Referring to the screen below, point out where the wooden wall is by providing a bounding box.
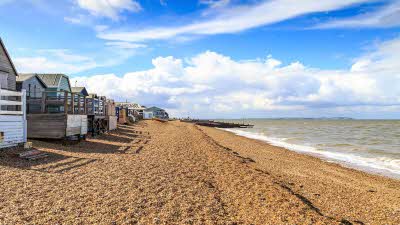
[66,115,87,136]
[0,41,16,90]
[0,115,25,148]
[27,114,88,139]
[59,76,71,92]
[27,114,66,139]
[108,116,117,130]
[17,76,46,98]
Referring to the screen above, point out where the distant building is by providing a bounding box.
[143,106,169,120]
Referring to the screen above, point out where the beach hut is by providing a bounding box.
[0,38,27,148]
[71,87,89,114]
[25,74,87,140]
[143,106,169,120]
[86,93,107,135]
[105,99,117,131]
[16,74,47,113]
[116,102,145,120]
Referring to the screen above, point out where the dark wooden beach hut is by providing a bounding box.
[71,86,89,114]
[25,74,87,139]
[85,93,107,135]
[16,74,47,113]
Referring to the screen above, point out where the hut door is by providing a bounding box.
[0,71,8,89]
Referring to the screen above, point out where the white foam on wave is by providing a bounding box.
[224,129,400,179]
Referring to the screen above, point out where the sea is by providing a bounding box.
[216,119,400,179]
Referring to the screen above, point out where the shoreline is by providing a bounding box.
[0,120,399,224]
[198,123,400,224]
[219,127,400,180]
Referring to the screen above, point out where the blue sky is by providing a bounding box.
[1,0,400,118]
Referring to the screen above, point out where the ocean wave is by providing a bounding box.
[223,129,400,178]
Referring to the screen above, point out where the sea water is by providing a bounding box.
[217,119,400,179]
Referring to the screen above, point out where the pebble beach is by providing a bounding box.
[0,120,399,224]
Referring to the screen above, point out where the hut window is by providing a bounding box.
[28,84,31,97]
[34,85,37,98]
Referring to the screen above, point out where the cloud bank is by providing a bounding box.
[72,37,400,118]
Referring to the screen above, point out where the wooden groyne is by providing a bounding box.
[181,119,254,128]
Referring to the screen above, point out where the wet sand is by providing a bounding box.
[0,120,399,224]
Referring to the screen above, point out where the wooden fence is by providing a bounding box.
[26,91,86,115]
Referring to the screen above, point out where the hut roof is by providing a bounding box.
[71,87,89,96]
[17,74,47,87]
[144,106,165,112]
[115,102,145,110]
[87,93,98,98]
[35,74,69,88]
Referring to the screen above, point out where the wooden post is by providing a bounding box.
[41,92,46,113]
[21,90,27,143]
[71,93,75,115]
[84,96,87,115]
[64,91,68,114]
[78,95,81,114]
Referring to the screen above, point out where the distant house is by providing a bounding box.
[0,38,18,90]
[143,106,169,120]
[16,74,47,113]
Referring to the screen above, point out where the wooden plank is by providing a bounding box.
[41,92,46,113]
[64,91,68,115]
[0,110,22,115]
[0,89,22,96]
[71,93,75,114]
[0,100,22,106]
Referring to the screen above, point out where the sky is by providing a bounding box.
[1,0,400,119]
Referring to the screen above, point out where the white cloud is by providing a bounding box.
[316,1,400,28]
[72,37,400,118]
[14,49,97,74]
[13,47,139,74]
[106,41,146,49]
[75,0,142,20]
[199,0,230,9]
[98,0,370,42]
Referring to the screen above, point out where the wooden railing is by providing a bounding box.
[26,91,86,115]
[0,89,27,145]
[86,96,107,116]
[0,89,26,115]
